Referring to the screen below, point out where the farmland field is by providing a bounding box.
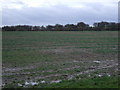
[2,31,119,88]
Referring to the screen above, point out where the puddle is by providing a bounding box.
[50,80,62,84]
[96,73,111,77]
[17,80,61,87]
[3,59,117,87]
[97,74,103,77]
[24,81,38,86]
[107,74,111,77]
[93,61,101,63]
[40,80,46,84]
[18,83,23,87]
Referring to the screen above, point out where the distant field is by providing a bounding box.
[2,31,119,88]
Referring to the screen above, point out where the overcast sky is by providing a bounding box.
[1,0,119,26]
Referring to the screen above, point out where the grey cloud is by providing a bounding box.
[2,3,117,26]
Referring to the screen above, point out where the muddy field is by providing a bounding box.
[2,31,118,88]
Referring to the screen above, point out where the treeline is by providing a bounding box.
[2,21,120,31]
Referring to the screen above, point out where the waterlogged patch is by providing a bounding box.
[2,58,118,87]
[40,80,46,84]
[95,73,111,77]
[17,80,62,87]
[50,80,62,84]
[18,83,23,87]
[93,61,101,63]
[97,74,103,77]
[24,81,39,86]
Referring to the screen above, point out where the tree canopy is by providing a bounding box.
[2,21,120,31]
